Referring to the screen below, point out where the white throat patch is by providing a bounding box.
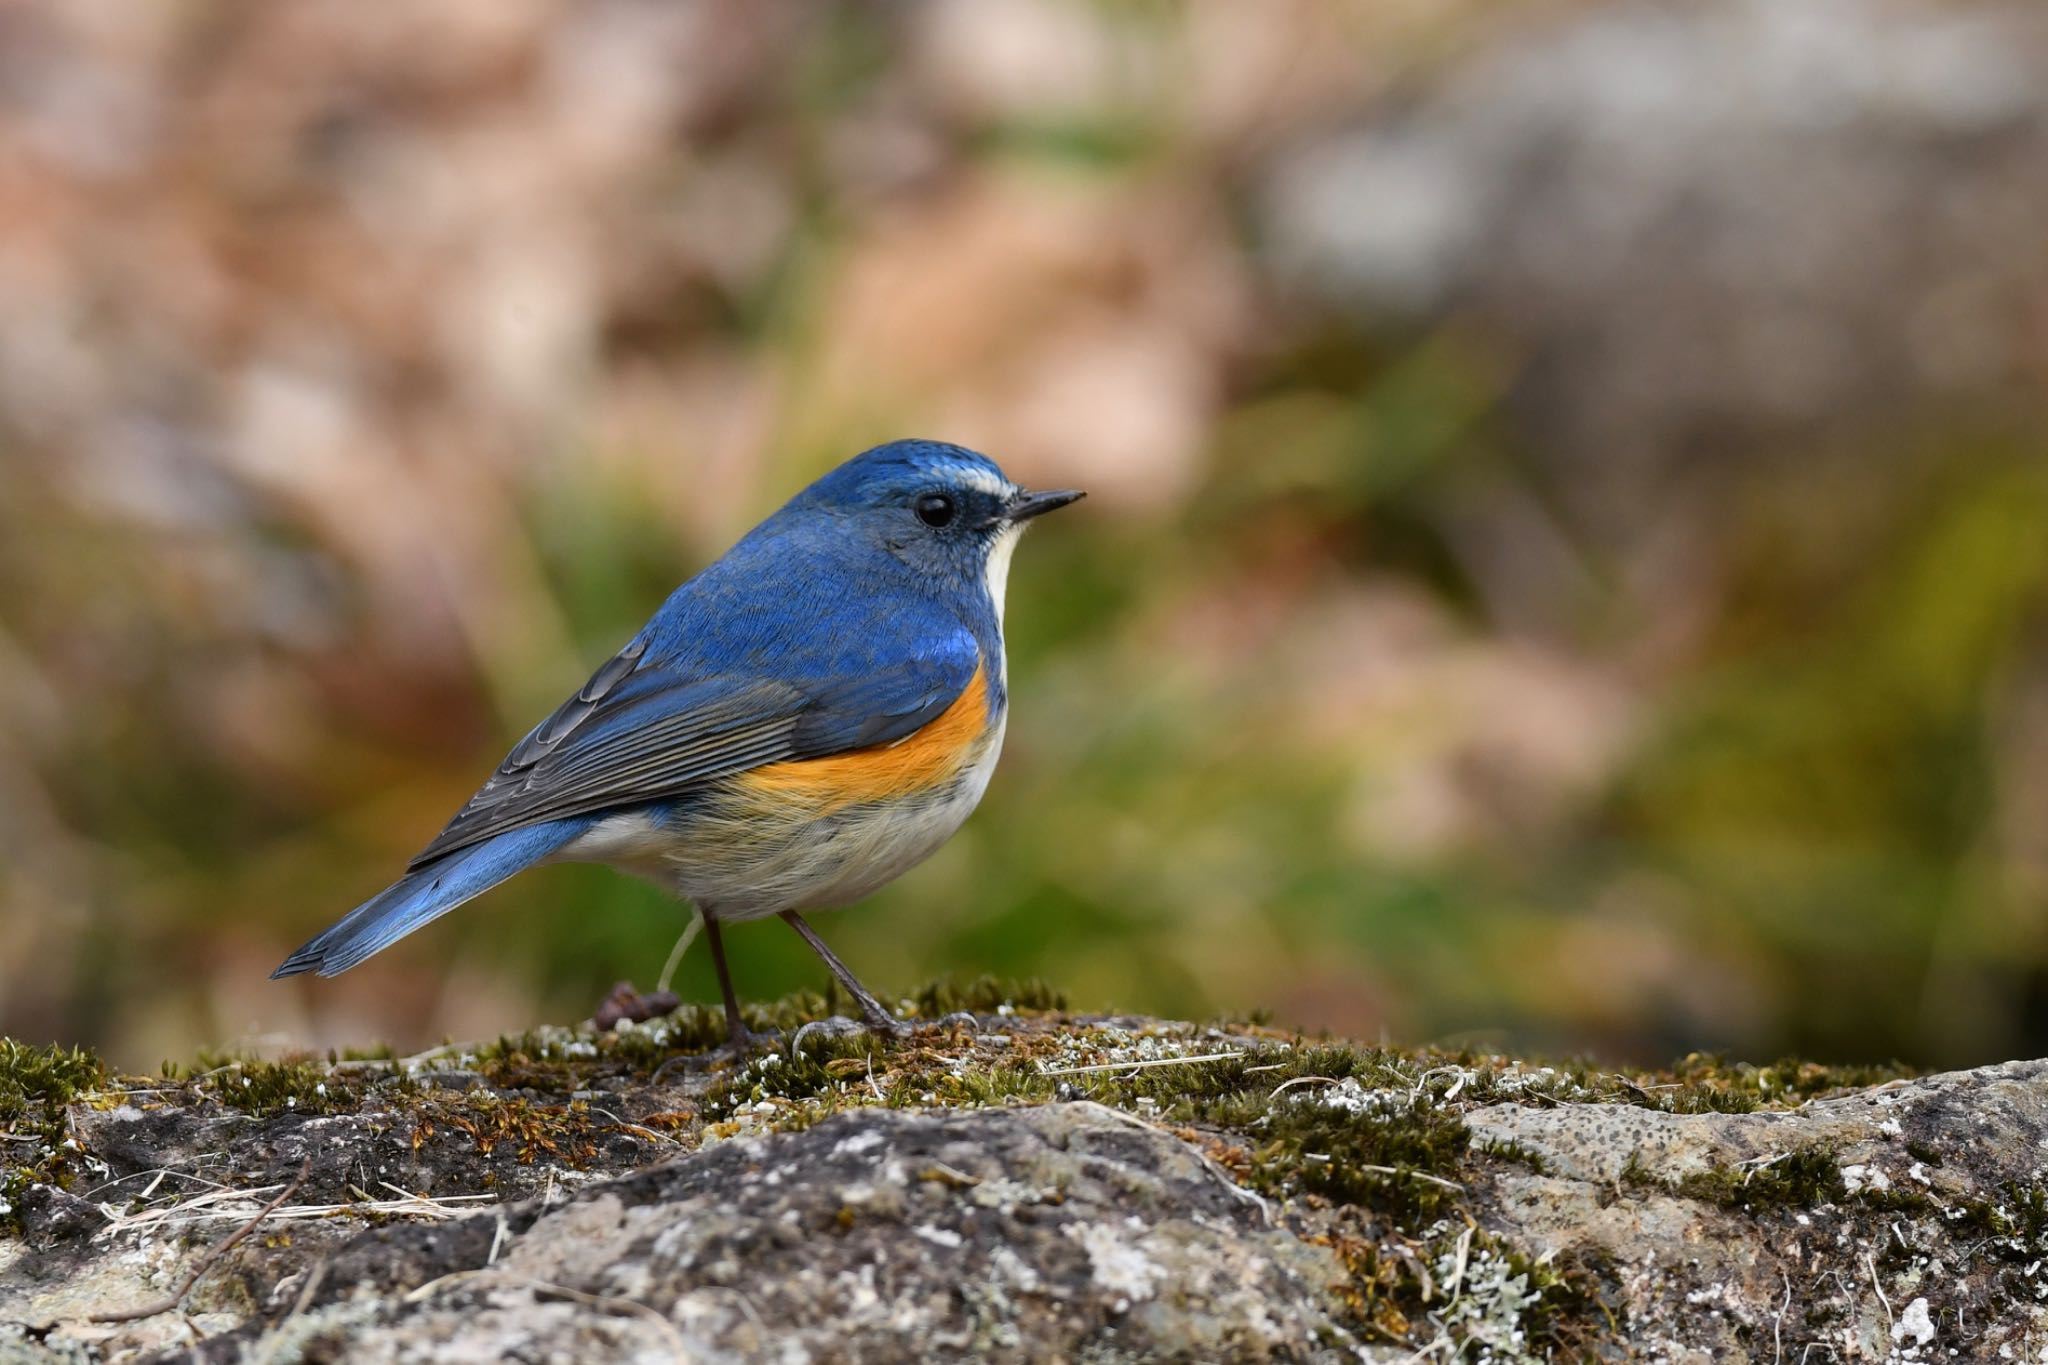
[983,520,1024,629]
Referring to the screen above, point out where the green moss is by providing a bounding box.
[1624,1146,1847,1211]
[1435,1051,1914,1117]
[910,976,1065,1017]
[705,1026,1904,1233]
[1664,1054,1914,1113]
[1477,1139,1551,1175]
[469,994,844,1091]
[702,1032,891,1121]
[0,1039,111,1232]
[1945,1183,2048,1261]
[1903,1137,1944,1166]
[1133,1047,1468,1226]
[196,1056,363,1118]
[0,1039,105,1123]
[701,1029,1481,1232]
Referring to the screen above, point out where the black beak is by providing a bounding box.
[1007,487,1085,522]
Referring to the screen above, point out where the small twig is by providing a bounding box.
[656,910,704,996]
[1355,1164,1465,1192]
[87,1156,313,1324]
[1408,1065,1467,1103]
[376,1181,482,1216]
[581,1105,683,1148]
[1038,1050,1243,1077]
[1443,1223,1474,1305]
[1864,1250,1892,1332]
[917,1161,982,1188]
[1268,1075,1344,1099]
[1773,1270,1791,1365]
[1398,1326,1455,1362]
[84,1166,234,1201]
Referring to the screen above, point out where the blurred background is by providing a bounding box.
[5,0,2048,1073]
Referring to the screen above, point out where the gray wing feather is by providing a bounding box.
[409,637,808,867]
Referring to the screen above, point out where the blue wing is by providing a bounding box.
[409,588,980,867]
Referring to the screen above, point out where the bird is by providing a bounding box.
[272,440,1082,1045]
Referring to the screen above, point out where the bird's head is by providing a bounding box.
[792,440,1083,614]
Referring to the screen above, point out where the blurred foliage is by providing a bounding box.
[2,0,2046,1072]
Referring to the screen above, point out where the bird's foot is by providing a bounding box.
[789,1013,913,1052]
[932,1011,981,1034]
[592,980,682,1032]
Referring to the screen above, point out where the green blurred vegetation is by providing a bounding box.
[2,0,2045,1071]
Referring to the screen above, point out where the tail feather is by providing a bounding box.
[271,819,585,979]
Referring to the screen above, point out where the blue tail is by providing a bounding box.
[271,819,587,978]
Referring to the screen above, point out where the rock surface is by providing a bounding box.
[3,995,2047,1361]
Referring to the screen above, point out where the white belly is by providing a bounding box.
[560,715,1006,920]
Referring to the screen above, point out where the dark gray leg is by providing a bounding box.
[779,911,910,1036]
[702,913,774,1048]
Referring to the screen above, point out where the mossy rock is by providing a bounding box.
[6,984,2045,1362]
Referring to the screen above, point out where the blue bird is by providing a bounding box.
[272,440,1082,1044]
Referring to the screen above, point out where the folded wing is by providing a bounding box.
[410,627,980,868]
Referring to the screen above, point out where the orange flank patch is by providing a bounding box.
[739,664,990,814]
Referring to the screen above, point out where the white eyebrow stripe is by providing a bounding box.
[933,463,1013,499]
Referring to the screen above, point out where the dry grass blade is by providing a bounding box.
[86,1156,313,1325]
[1037,1050,1244,1077]
[1352,1163,1465,1193]
[100,1184,494,1236]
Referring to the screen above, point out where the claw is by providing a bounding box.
[790,1017,866,1051]
[790,1014,911,1053]
[934,1011,981,1034]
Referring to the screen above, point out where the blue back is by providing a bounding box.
[409,441,1015,864]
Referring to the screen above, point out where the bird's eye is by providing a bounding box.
[914,492,957,528]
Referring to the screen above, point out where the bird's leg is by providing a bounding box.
[779,910,910,1037]
[702,913,775,1050]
